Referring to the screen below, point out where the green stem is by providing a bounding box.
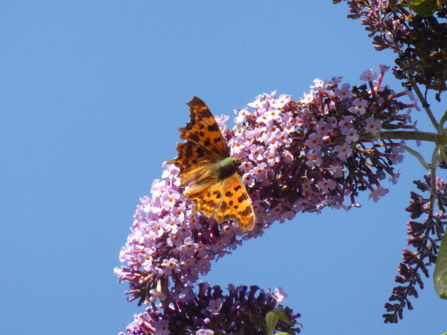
[400,60,439,129]
[412,84,439,129]
[360,130,437,142]
[429,149,437,212]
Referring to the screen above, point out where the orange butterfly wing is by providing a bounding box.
[179,97,229,159]
[168,97,256,232]
[213,173,256,232]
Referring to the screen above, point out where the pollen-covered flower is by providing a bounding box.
[149,288,167,303]
[342,127,359,143]
[360,69,378,81]
[351,98,368,115]
[365,116,381,135]
[334,143,352,161]
[206,298,223,315]
[334,83,353,99]
[161,258,181,275]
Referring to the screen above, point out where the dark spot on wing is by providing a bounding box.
[225,191,232,198]
[229,200,233,206]
[185,144,193,158]
[207,123,219,132]
[221,202,228,210]
[238,193,248,203]
[204,139,211,147]
[214,137,222,143]
[234,185,242,192]
[240,207,252,216]
[190,134,199,142]
[212,190,222,199]
[196,147,204,158]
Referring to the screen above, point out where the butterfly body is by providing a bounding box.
[216,157,242,180]
[168,97,255,232]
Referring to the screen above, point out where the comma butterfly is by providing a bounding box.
[167,97,256,232]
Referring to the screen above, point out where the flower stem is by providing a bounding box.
[360,130,437,142]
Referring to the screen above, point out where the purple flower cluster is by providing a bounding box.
[334,0,447,100]
[116,65,417,333]
[383,174,447,323]
[119,283,301,335]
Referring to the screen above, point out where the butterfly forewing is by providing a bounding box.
[179,97,229,159]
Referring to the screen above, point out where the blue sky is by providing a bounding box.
[0,1,445,334]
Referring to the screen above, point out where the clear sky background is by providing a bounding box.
[0,1,445,334]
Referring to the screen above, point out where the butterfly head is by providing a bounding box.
[231,157,243,168]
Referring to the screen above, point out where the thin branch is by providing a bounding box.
[412,84,439,129]
[360,130,437,142]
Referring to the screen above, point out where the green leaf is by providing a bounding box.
[404,145,430,169]
[266,311,279,335]
[409,0,437,17]
[434,232,447,300]
[408,0,427,5]
[272,306,293,325]
[266,306,293,335]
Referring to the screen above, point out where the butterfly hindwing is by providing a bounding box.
[179,97,229,159]
[184,177,223,219]
[214,173,255,232]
